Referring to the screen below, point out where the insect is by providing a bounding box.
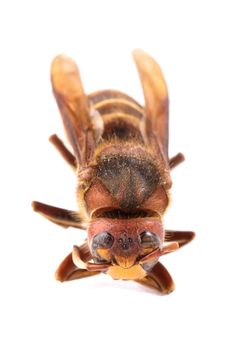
[32,49,195,294]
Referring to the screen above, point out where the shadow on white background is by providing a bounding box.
[0,1,232,349]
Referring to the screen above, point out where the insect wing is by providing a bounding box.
[133,49,169,160]
[51,55,95,167]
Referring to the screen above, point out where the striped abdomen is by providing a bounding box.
[88,90,144,141]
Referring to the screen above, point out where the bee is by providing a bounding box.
[32,49,195,294]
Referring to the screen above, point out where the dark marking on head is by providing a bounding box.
[139,231,161,248]
[92,231,114,250]
[118,234,134,251]
[94,208,156,219]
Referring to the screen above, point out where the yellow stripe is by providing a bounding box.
[102,112,141,124]
[92,98,144,114]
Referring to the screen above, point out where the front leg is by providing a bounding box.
[55,253,99,282]
[72,245,111,272]
[139,242,179,265]
[56,242,99,282]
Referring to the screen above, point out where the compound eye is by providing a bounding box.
[139,231,161,249]
[92,232,114,249]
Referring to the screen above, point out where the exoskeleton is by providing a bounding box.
[32,49,195,294]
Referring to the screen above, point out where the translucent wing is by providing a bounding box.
[133,49,169,160]
[51,55,95,167]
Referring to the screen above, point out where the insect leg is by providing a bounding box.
[49,134,77,169]
[55,253,99,282]
[139,242,179,265]
[72,245,111,272]
[32,201,86,229]
[136,262,175,294]
[165,230,195,248]
[86,262,111,272]
[55,242,99,282]
[169,153,185,170]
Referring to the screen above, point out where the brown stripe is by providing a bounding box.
[88,89,143,108]
[101,112,141,127]
[102,116,143,141]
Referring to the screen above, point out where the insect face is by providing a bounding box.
[88,217,163,268]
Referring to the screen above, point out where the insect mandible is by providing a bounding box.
[32,49,195,294]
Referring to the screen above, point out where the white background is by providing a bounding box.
[1,1,233,349]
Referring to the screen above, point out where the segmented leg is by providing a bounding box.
[32,201,86,230]
[56,242,99,282]
[169,153,185,170]
[139,242,179,265]
[136,262,175,295]
[165,230,195,248]
[55,253,99,282]
[72,245,111,272]
[49,134,77,169]
[86,262,111,272]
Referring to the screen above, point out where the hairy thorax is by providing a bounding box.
[78,142,170,219]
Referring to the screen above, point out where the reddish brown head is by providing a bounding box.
[88,217,165,269]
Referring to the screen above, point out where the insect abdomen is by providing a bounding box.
[89,90,144,141]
